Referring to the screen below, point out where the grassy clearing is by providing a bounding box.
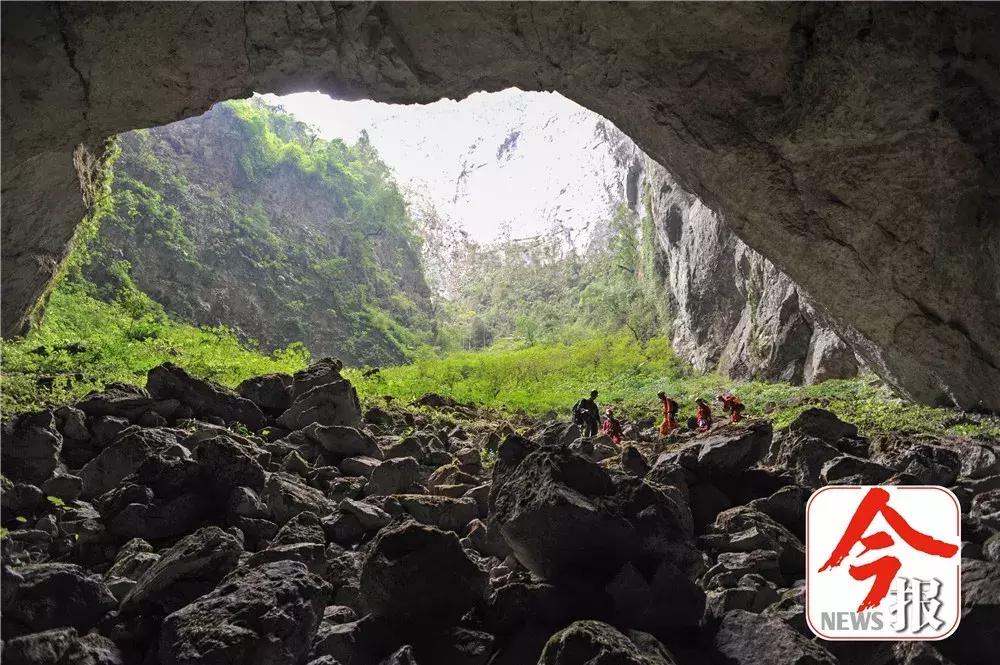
[348,333,1000,439]
[1,281,309,414]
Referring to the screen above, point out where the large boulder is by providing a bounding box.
[147,363,266,430]
[359,521,485,634]
[78,426,184,498]
[261,473,336,524]
[159,560,330,665]
[236,373,292,415]
[870,435,963,486]
[2,563,115,635]
[76,383,180,422]
[122,526,243,615]
[304,424,382,461]
[538,620,675,665]
[278,380,362,431]
[490,443,637,583]
[787,409,858,441]
[1,628,124,665]
[365,457,421,496]
[194,436,266,494]
[1,411,62,484]
[714,610,836,665]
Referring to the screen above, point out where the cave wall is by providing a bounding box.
[3,2,998,409]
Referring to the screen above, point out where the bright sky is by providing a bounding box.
[258,89,629,243]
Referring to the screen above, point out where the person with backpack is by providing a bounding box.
[602,406,624,446]
[572,389,601,437]
[695,398,713,431]
[718,392,746,424]
[657,391,679,435]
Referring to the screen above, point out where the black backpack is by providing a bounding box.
[666,398,679,413]
[572,399,588,424]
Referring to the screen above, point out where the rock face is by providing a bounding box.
[3,3,999,409]
[612,137,860,384]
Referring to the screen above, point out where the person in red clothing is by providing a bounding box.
[695,398,713,431]
[657,391,678,436]
[602,407,624,446]
[718,392,746,424]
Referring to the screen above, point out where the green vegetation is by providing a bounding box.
[1,276,308,414]
[349,332,1000,439]
[85,98,433,365]
[425,205,665,351]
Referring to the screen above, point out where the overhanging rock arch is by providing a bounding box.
[3,2,999,410]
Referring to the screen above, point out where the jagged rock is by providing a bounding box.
[106,491,210,540]
[382,436,424,460]
[360,521,485,633]
[414,627,494,665]
[645,460,689,497]
[971,490,1000,530]
[306,424,382,460]
[870,435,962,486]
[289,358,346,399]
[606,561,705,634]
[76,383,181,422]
[236,373,292,415]
[88,416,131,448]
[226,486,268,520]
[364,405,394,427]
[308,615,392,665]
[621,446,650,477]
[248,511,327,573]
[78,426,184,498]
[366,457,421,496]
[278,370,362,431]
[122,526,242,615]
[706,506,804,577]
[194,436,266,494]
[927,559,998,665]
[392,494,477,533]
[1,411,62,484]
[339,498,391,532]
[747,485,809,539]
[159,560,330,665]
[762,583,807,635]
[491,443,637,583]
[323,513,365,548]
[281,450,312,476]
[693,422,772,478]
[2,563,116,634]
[820,454,895,485]
[148,363,266,430]
[262,473,336,524]
[40,473,82,501]
[703,550,783,590]
[984,533,1000,563]
[788,409,858,441]
[688,481,732,532]
[427,462,479,489]
[715,610,836,665]
[340,456,381,478]
[2,628,124,665]
[106,538,159,580]
[54,405,90,441]
[765,432,841,488]
[962,442,1000,480]
[539,620,675,665]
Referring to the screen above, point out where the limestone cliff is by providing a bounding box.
[84,99,434,366]
[604,124,859,384]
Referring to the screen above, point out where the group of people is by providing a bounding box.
[572,389,745,446]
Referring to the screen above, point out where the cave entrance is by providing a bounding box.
[2,2,998,409]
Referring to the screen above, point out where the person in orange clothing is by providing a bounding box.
[695,398,713,431]
[657,391,678,435]
[602,406,624,446]
[718,392,746,424]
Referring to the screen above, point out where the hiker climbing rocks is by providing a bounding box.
[719,392,745,423]
[572,389,600,437]
[657,391,678,435]
[695,398,713,431]
[602,406,624,446]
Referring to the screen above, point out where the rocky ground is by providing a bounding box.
[2,357,999,665]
